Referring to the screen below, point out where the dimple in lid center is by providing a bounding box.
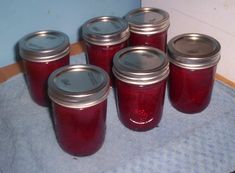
[54,70,103,93]
[131,11,164,24]
[89,20,124,35]
[119,50,164,71]
[26,34,65,50]
[174,37,216,57]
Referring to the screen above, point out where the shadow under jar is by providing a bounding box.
[82,16,130,86]
[19,30,70,106]
[113,46,169,131]
[167,33,221,114]
[48,64,110,156]
[124,7,170,52]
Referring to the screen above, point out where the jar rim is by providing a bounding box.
[48,64,110,108]
[167,33,221,69]
[82,16,130,46]
[113,46,169,85]
[19,30,70,62]
[124,7,170,34]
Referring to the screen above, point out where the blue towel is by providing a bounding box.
[0,53,235,173]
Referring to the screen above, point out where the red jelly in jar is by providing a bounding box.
[113,46,169,131]
[167,33,221,114]
[19,30,70,106]
[48,64,110,156]
[124,7,170,52]
[82,16,130,85]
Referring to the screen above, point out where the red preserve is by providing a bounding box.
[167,33,221,114]
[82,16,130,85]
[19,30,70,106]
[113,46,169,131]
[124,7,170,52]
[48,64,110,156]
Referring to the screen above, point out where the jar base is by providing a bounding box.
[170,101,210,114]
[57,135,105,157]
[120,119,159,132]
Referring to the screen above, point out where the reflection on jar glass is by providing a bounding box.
[113,46,169,131]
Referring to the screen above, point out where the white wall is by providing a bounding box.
[142,0,235,82]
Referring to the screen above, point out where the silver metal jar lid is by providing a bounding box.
[167,33,221,69]
[82,16,130,46]
[124,7,170,34]
[48,64,110,108]
[19,30,70,62]
[113,46,169,85]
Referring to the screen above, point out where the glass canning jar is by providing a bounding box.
[167,33,221,114]
[48,64,110,156]
[82,16,130,85]
[113,46,169,131]
[124,7,170,52]
[19,30,70,106]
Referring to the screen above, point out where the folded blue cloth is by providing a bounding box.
[0,53,235,173]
